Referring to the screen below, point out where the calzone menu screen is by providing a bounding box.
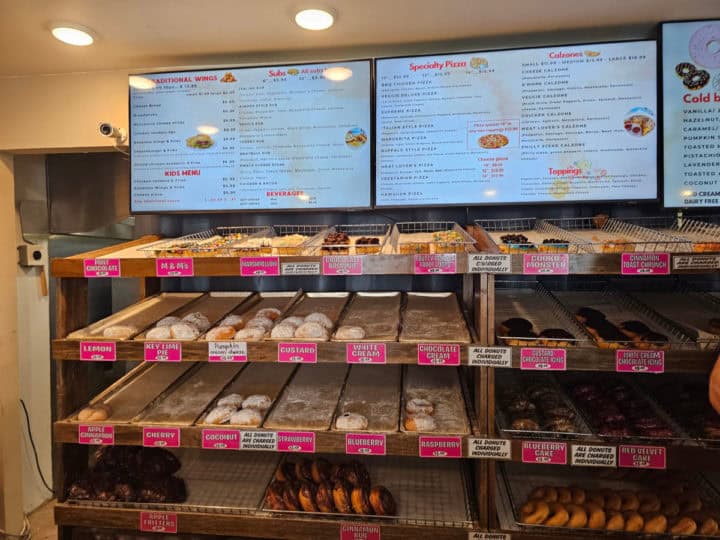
[375,41,657,206]
[130,61,371,212]
[662,20,720,208]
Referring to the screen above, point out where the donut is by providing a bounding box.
[205,326,236,341]
[689,23,720,69]
[557,487,573,504]
[638,493,661,514]
[586,491,605,507]
[280,316,306,328]
[242,394,272,411]
[660,495,680,517]
[619,490,640,511]
[275,462,296,483]
[219,314,245,329]
[565,504,588,528]
[298,481,318,513]
[102,324,138,339]
[680,492,703,513]
[294,322,329,340]
[233,327,265,341]
[685,70,711,90]
[520,500,550,524]
[511,418,540,430]
[145,326,172,340]
[369,486,397,516]
[217,393,244,408]
[270,324,296,339]
[334,326,366,340]
[245,317,274,332]
[351,486,373,515]
[282,483,301,511]
[499,318,534,335]
[204,405,234,425]
[543,502,570,527]
[604,492,622,512]
[229,408,263,426]
[406,398,434,415]
[344,461,371,489]
[584,502,605,529]
[643,513,667,533]
[256,308,282,321]
[315,482,335,513]
[265,480,286,510]
[403,413,436,432]
[332,480,352,514]
[700,517,719,535]
[675,62,697,78]
[605,510,625,531]
[156,316,181,328]
[78,404,112,421]
[335,412,368,431]
[311,458,332,484]
[304,312,334,330]
[530,486,559,503]
[570,487,586,505]
[170,322,200,340]
[182,312,211,332]
[670,516,697,535]
[295,459,314,482]
[619,320,651,339]
[624,511,644,532]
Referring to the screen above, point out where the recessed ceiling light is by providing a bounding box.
[295,8,334,31]
[50,23,95,46]
[323,66,352,81]
[128,76,157,90]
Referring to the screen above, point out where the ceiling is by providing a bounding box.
[1,0,719,77]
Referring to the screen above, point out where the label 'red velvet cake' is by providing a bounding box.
[618,445,666,469]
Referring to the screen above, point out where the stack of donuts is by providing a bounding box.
[575,308,669,350]
[498,380,577,433]
[265,458,396,516]
[497,318,575,347]
[520,484,720,535]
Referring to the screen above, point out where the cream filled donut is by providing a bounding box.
[145,326,172,340]
[170,322,200,340]
[217,393,244,408]
[156,316,181,328]
[304,312,334,330]
[233,327,266,341]
[205,406,235,425]
[242,394,272,411]
[295,321,329,340]
[256,308,282,321]
[229,408,263,426]
[182,312,211,332]
[335,412,369,431]
[270,324,296,339]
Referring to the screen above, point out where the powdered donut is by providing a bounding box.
[295,321,329,340]
[102,325,138,339]
[335,326,366,340]
[335,412,369,431]
[205,406,235,424]
[304,312,334,330]
[280,316,305,328]
[233,327,266,341]
[256,308,282,321]
[182,312,211,332]
[156,316,181,328]
[220,314,245,329]
[217,393,244,408]
[270,324,296,339]
[245,317,274,332]
[229,408,263,426]
[170,322,200,340]
[242,394,272,411]
[406,398,434,415]
[145,326,172,340]
[205,326,236,341]
[689,23,720,69]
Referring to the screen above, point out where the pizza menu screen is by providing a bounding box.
[130,61,371,212]
[375,41,657,206]
[662,20,720,208]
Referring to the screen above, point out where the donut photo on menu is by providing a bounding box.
[186,134,215,149]
[689,22,720,70]
[478,133,509,149]
[220,71,236,83]
[623,107,655,137]
[345,127,368,148]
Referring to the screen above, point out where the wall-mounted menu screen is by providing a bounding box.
[662,20,720,208]
[375,41,657,206]
[130,60,371,212]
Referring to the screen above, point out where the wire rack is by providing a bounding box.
[388,221,477,254]
[261,455,475,528]
[610,216,720,249]
[475,218,592,254]
[138,226,271,257]
[306,223,392,255]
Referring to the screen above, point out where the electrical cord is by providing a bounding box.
[19,399,54,495]
[0,515,31,539]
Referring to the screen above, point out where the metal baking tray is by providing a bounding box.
[399,292,471,343]
[307,223,392,256]
[261,454,475,528]
[387,221,477,254]
[331,292,401,342]
[475,218,592,254]
[66,293,203,340]
[137,226,270,257]
[494,371,593,440]
[270,292,351,341]
[494,281,592,347]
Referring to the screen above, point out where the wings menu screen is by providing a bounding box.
[375,41,657,206]
[662,20,720,208]
[130,61,372,212]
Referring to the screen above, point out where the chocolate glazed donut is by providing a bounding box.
[298,481,319,513]
[332,480,353,514]
[351,486,374,515]
[369,485,397,515]
[315,482,336,513]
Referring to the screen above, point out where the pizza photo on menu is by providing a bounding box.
[345,127,368,148]
[186,134,215,149]
[478,133,509,149]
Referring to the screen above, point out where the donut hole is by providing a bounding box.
[708,40,720,55]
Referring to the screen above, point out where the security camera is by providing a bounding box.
[99,122,127,144]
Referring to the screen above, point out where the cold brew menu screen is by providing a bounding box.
[130,61,371,212]
[376,42,657,206]
[662,20,720,208]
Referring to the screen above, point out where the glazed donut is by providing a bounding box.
[530,486,559,503]
[298,481,319,513]
[332,480,352,514]
[557,487,573,504]
[315,482,335,513]
[669,516,697,535]
[700,517,719,535]
[570,486,586,505]
[605,510,624,531]
[643,513,667,533]
[619,490,640,512]
[583,502,605,529]
[676,62,697,78]
[217,393,244,408]
[265,480,286,510]
[295,459,314,482]
[624,511,644,532]
[369,485,397,516]
[335,412,369,431]
[638,493,661,514]
[282,483,301,511]
[311,458,333,484]
[403,413,436,432]
[690,23,720,69]
[406,398,434,415]
[275,462,296,483]
[587,490,605,507]
[565,504,588,528]
[351,486,373,515]
[219,314,245,330]
[520,500,550,524]
[543,502,570,527]
[205,325,236,341]
[242,394,272,411]
[680,492,703,513]
[256,308,282,321]
[604,492,622,512]
[281,316,306,328]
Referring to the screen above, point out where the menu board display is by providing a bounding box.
[375,41,657,206]
[130,61,371,212]
[662,20,720,208]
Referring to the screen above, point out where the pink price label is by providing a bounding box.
[240,256,280,277]
[277,431,316,453]
[419,436,463,458]
[414,254,457,274]
[201,429,241,450]
[322,256,363,275]
[618,445,666,469]
[520,348,566,371]
[523,253,569,275]
[142,427,180,448]
[139,511,178,534]
[340,523,381,540]
[83,258,121,278]
[417,343,461,366]
[521,441,568,465]
[346,343,386,364]
[278,342,317,363]
[144,342,182,362]
[78,425,115,445]
[621,253,670,275]
[346,433,386,456]
[616,350,665,373]
[156,257,194,277]
[79,341,116,362]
